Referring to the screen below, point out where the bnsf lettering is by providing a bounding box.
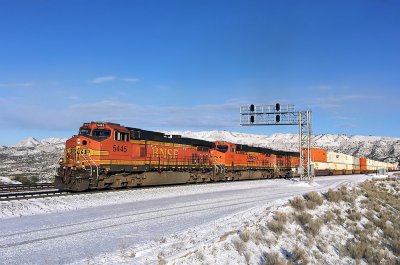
[151,146,179,159]
[113,145,128,152]
[247,155,257,162]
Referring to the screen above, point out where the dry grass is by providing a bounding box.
[275,212,287,223]
[325,188,342,202]
[290,196,306,211]
[267,219,286,235]
[290,245,309,264]
[306,191,324,205]
[322,210,335,224]
[347,209,362,222]
[346,239,368,261]
[232,237,247,255]
[260,251,286,265]
[239,228,251,242]
[296,212,312,227]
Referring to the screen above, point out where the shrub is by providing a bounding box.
[274,212,287,224]
[239,229,251,242]
[267,220,285,235]
[322,210,335,224]
[347,240,368,261]
[260,251,286,265]
[308,219,323,237]
[305,200,318,210]
[347,210,362,222]
[306,191,323,205]
[12,175,32,185]
[290,196,305,211]
[325,188,341,202]
[290,245,308,264]
[296,212,313,227]
[391,238,400,255]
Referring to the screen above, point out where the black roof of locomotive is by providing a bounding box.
[127,127,215,148]
[126,127,299,156]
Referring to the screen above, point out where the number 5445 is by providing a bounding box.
[113,145,127,152]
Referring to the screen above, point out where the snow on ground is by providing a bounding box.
[0,174,388,265]
[0,176,22,184]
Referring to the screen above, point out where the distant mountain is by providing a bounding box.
[12,137,41,148]
[0,132,398,184]
[0,137,66,183]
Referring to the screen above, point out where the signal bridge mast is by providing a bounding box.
[240,103,314,181]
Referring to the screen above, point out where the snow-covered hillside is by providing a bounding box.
[0,137,66,182]
[0,131,399,183]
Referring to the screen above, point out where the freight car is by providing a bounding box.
[309,148,398,176]
[55,122,300,191]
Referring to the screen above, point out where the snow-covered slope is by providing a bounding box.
[0,131,399,183]
[0,137,66,182]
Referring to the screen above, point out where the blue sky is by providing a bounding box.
[0,0,399,145]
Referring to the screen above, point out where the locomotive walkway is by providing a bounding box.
[0,174,373,264]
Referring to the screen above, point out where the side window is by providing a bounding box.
[114,131,129,142]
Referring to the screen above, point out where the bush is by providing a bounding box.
[308,219,323,237]
[325,188,342,202]
[12,175,32,185]
[239,229,251,242]
[296,212,313,227]
[260,251,286,265]
[290,196,305,211]
[347,210,362,222]
[391,238,400,255]
[306,191,323,205]
[322,211,335,224]
[290,245,309,264]
[274,212,287,224]
[267,220,285,235]
[305,200,318,210]
[347,240,368,261]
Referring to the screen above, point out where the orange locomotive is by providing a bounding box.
[55,122,300,191]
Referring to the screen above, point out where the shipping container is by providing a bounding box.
[308,148,327,162]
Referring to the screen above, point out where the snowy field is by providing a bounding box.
[0,174,378,264]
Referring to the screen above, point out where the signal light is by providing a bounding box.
[276,115,280,123]
[250,104,255,112]
[250,115,255,123]
[276,103,280,111]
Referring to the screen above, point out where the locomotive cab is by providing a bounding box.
[55,122,128,191]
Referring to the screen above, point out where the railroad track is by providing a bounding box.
[0,183,55,192]
[0,190,71,201]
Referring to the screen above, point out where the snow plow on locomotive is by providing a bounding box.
[54,122,299,191]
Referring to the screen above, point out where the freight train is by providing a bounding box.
[54,122,398,191]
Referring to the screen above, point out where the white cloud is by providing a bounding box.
[119,78,140,82]
[0,82,33,88]
[89,76,115,84]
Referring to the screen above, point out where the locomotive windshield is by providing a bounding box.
[92,129,111,138]
[79,128,91,136]
[216,145,229,153]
